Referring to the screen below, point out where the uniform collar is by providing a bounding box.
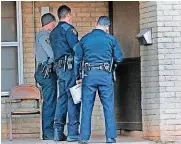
[59,21,69,25]
[40,29,50,33]
[92,29,106,34]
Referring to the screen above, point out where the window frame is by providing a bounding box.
[1,1,24,96]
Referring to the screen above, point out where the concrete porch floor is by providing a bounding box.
[2,135,155,144]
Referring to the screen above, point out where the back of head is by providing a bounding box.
[57,5,71,19]
[97,16,111,27]
[41,13,56,27]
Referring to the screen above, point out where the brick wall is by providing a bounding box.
[1,1,109,139]
[22,2,36,85]
[157,1,181,143]
[139,1,160,141]
[1,97,40,139]
[140,1,181,143]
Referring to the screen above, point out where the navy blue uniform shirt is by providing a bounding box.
[50,21,78,61]
[74,29,123,79]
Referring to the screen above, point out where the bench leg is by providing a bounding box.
[9,114,12,141]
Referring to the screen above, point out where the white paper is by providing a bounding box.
[70,84,82,104]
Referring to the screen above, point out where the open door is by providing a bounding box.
[110,1,142,131]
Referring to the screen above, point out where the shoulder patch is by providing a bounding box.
[71,28,78,35]
[106,33,114,41]
[45,37,50,44]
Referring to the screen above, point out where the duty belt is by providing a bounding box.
[54,55,74,71]
[84,62,111,72]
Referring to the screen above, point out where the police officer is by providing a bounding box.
[74,16,123,144]
[34,13,57,140]
[49,5,80,142]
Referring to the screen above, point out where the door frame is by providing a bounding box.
[108,1,142,131]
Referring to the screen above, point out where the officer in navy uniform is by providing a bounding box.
[74,16,123,144]
[49,5,81,142]
[34,13,57,140]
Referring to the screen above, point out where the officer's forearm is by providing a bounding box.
[75,66,80,80]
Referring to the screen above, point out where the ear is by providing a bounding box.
[106,26,109,30]
[94,22,97,27]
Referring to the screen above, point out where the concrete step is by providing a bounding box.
[2,136,154,144]
[89,136,153,144]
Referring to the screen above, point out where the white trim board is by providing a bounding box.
[16,1,24,84]
[1,1,24,94]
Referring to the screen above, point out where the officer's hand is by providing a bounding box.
[76,79,82,85]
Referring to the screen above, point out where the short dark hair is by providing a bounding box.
[57,5,71,19]
[97,16,111,26]
[41,13,56,27]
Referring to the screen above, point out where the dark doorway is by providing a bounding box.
[109,1,142,131]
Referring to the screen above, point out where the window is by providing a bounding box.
[1,1,23,94]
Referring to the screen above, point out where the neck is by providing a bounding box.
[95,26,106,32]
[60,18,69,24]
[42,27,49,32]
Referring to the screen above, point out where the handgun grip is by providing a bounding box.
[64,56,67,71]
[41,66,46,73]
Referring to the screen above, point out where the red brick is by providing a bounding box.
[82,17,97,22]
[90,3,105,7]
[24,58,35,63]
[77,12,91,17]
[77,22,91,27]
[72,8,81,12]
[24,38,34,43]
[81,8,95,12]
[95,7,108,12]
[23,8,33,13]
[23,53,34,58]
[22,2,33,8]
[91,12,106,17]
[72,17,82,23]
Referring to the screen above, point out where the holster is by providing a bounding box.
[38,63,53,79]
[54,55,74,71]
[67,55,74,70]
[112,64,117,82]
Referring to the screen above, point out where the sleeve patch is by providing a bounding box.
[71,28,78,35]
[45,37,50,44]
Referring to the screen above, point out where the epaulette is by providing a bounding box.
[61,23,72,31]
[36,31,47,38]
[81,32,91,44]
[106,33,115,41]
[36,32,43,42]
[36,31,49,43]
